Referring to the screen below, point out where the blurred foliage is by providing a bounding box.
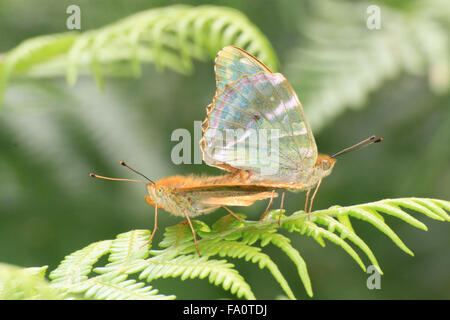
[0,0,449,299]
[0,5,278,102]
[0,264,63,299]
[284,0,449,131]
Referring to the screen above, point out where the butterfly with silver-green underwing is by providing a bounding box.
[200,46,382,222]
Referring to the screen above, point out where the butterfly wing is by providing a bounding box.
[149,175,307,218]
[157,175,308,192]
[201,60,317,181]
[174,183,279,215]
[200,192,276,206]
[214,46,272,93]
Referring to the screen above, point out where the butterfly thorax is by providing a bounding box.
[146,182,214,218]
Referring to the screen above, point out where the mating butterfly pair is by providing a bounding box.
[91,46,381,256]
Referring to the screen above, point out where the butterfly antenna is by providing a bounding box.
[331,135,383,158]
[120,161,154,184]
[90,173,147,184]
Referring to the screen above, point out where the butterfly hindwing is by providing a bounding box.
[202,69,317,181]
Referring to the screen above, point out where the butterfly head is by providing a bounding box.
[146,182,169,206]
[146,176,190,209]
[315,154,337,178]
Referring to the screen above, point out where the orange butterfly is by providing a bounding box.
[91,161,278,256]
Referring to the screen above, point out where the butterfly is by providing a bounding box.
[200,46,382,223]
[90,161,279,256]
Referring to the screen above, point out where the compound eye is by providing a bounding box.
[322,160,329,170]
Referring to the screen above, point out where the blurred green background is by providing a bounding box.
[0,0,449,299]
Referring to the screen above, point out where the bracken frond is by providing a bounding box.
[285,0,449,132]
[0,5,277,104]
[6,197,446,300]
[49,240,112,287]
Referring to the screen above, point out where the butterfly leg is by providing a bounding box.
[182,209,201,257]
[308,178,322,220]
[259,190,276,221]
[305,189,311,214]
[278,190,286,227]
[223,206,245,221]
[140,196,159,248]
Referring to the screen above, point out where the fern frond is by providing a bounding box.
[287,198,449,260]
[315,214,382,274]
[69,274,174,300]
[43,197,448,300]
[282,217,368,272]
[159,220,211,249]
[257,232,313,297]
[22,266,49,280]
[432,199,450,212]
[0,33,76,103]
[199,239,296,300]
[135,254,255,300]
[102,230,150,268]
[332,198,450,254]
[48,231,175,300]
[49,240,112,287]
[210,219,314,297]
[0,5,277,104]
[343,207,414,256]
[285,0,449,131]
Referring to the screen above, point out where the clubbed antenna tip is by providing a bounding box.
[120,160,154,183]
